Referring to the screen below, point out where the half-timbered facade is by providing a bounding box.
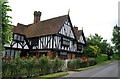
[4,11,86,59]
[73,27,87,58]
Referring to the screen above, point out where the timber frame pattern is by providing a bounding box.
[4,11,86,59]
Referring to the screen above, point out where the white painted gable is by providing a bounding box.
[78,35,85,44]
[59,19,75,39]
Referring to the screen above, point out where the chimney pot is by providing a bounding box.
[34,11,42,23]
[37,11,42,16]
[74,26,78,31]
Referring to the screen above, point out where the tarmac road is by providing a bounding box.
[57,61,119,79]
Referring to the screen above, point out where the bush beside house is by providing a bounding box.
[67,57,97,70]
[2,56,64,78]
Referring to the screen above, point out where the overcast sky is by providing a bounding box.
[8,0,119,44]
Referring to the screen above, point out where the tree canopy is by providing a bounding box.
[1,1,13,48]
[83,33,112,59]
[112,25,120,56]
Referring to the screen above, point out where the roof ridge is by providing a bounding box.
[40,14,68,22]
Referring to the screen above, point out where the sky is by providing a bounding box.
[8,0,119,44]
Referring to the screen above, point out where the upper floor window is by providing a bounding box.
[14,34,17,40]
[31,38,38,46]
[13,34,24,42]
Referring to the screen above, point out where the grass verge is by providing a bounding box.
[74,60,112,71]
[28,72,69,79]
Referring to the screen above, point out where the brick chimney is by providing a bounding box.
[34,11,42,23]
[74,26,78,31]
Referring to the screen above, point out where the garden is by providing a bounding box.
[2,53,110,78]
[2,55,64,78]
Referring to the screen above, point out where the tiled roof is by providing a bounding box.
[73,27,82,40]
[13,15,68,38]
[73,27,86,45]
[13,23,27,35]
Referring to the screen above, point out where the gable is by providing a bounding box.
[78,35,85,44]
[58,18,75,39]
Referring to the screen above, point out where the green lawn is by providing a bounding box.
[28,72,68,79]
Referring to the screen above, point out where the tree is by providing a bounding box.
[87,33,110,54]
[83,45,100,58]
[1,1,13,49]
[100,40,109,54]
[87,34,103,46]
[112,25,120,57]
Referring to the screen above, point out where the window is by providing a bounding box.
[14,34,17,40]
[62,37,70,46]
[6,50,11,57]
[21,36,24,41]
[5,50,15,58]
[11,50,15,58]
[14,34,24,42]
[59,52,67,60]
[18,35,21,41]
[77,44,83,51]
[31,38,38,46]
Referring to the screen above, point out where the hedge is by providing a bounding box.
[67,57,97,70]
[97,54,108,63]
[2,56,64,78]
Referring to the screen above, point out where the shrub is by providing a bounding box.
[76,58,83,68]
[112,54,120,60]
[88,58,97,66]
[80,60,89,68]
[38,55,52,75]
[97,54,108,63]
[67,59,77,70]
[52,56,64,73]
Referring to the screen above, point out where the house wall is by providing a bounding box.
[67,53,75,59]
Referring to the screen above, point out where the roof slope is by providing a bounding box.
[73,27,82,40]
[73,27,86,45]
[25,15,68,38]
[13,23,27,35]
[13,15,68,38]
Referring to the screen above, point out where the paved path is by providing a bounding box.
[57,61,119,79]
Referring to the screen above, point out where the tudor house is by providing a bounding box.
[4,11,86,59]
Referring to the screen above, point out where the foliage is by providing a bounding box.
[87,34,111,54]
[112,25,120,57]
[112,54,120,60]
[88,58,97,66]
[87,34,103,46]
[67,57,96,70]
[2,56,64,78]
[83,45,100,58]
[38,55,52,74]
[84,33,112,61]
[89,45,100,57]
[52,56,64,73]
[68,59,77,70]
[83,46,95,57]
[1,1,13,46]
[96,54,108,63]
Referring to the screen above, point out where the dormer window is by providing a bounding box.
[14,34,17,40]
[18,35,21,41]
[13,34,24,42]
[21,36,24,41]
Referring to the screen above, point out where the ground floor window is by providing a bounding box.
[59,52,67,60]
[4,49,16,58]
[28,52,47,58]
